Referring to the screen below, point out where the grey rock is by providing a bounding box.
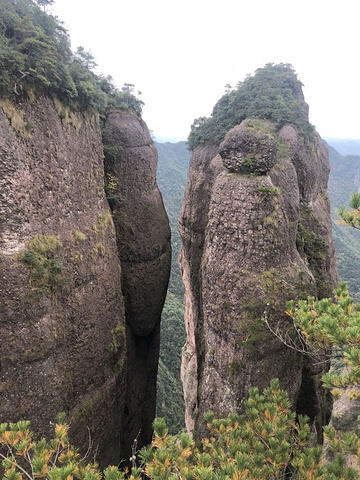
[0,97,126,467]
[219,120,277,175]
[180,114,337,440]
[104,111,171,455]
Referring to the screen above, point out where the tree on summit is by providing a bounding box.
[35,0,54,11]
[75,46,98,71]
[188,63,313,150]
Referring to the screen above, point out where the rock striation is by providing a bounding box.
[180,115,338,439]
[0,99,170,465]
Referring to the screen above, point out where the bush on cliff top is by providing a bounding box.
[0,0,143,116]
[187,63,313,150]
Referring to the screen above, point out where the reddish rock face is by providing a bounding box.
[103,111,171,456]
[0,97,126,466]
[180,118,337,438]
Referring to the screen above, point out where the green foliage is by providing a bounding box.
[141,379,360,478]
[102,129,124,162]
[155,141,191,298]
[109,323,125,355]
[156,358,185,435]
[257,185,279,195]
[2,378,360,478]
[328,146,360,301]
[188,63,313,150]
[337,192,360,230]
[349,192,360,210]
[296,205,330,297]
[287,282,360,396]
[158,292,186,380]
[72,229,86,244]
[156,293,186,433]
[20,234,64,294]
[0,419,127,480]
[155,141,190,433]
[0,0,143,116]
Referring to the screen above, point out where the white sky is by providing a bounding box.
[51,0,359,141]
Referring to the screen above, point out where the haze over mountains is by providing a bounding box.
[326,139,360,156]
[1,2,360,475]
[327,142,360,301]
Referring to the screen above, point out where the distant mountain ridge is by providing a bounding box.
[326,138,360,156]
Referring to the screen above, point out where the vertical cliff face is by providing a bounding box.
[103,112,171,453]
[180,115,337,438]
[0,97,126,465]
[0,100,170,464]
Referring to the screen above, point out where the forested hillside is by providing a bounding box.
[155,141,191,432]
[328,144,360,300]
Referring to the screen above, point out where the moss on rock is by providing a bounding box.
[20,235,64,294]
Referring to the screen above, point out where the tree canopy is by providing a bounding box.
[2,375,359,479]
[0,0,143,116]
[187,63,313,150]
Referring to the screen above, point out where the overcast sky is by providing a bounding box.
[51,0,359,142]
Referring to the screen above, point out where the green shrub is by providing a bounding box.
[258,185,279,195]
[1,378,359,478]
[72,229,86,244]
[141,379,359,479]
[20,234,64,294]
[0,418,128,480]
[0,0,143,117]
[188,63,314,150]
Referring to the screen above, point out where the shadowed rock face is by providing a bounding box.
[180,117,337,438]
[103,112,171,455]
[0,97,126,466]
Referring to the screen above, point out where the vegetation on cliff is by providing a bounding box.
[328,146,360,301]
[20,234,64,295]
[337,192,360,232]
[187,63,313,150]
[2,1,360,477]
[3,284,360,479]
[155,141,191,433]
[0,0,143,115]
[4,146,360,476]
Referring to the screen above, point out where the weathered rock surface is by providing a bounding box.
[0,97,126,465]
[219,120,277,175]
[0,100,171,466]
[180,117,337,438]
[103,112,171,454]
